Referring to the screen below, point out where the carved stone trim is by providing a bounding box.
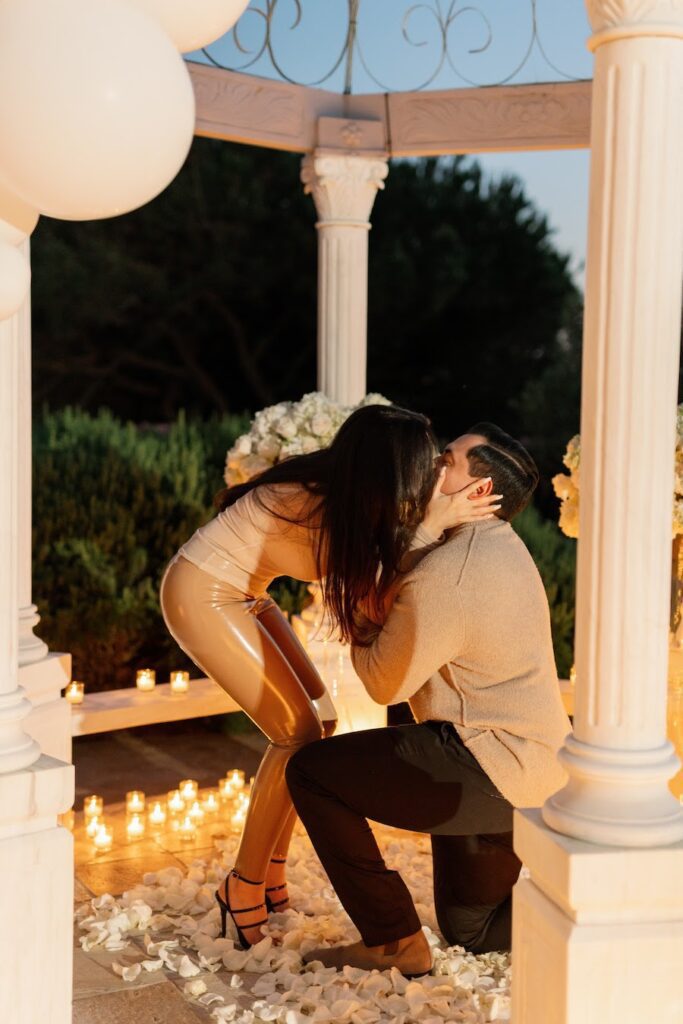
[189,63,341,152]
[388,81,592,156]
[301,153,389,224]
[586,0,683,33]
[188,64,596,157]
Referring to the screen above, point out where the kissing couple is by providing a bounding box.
[161,404,570,976]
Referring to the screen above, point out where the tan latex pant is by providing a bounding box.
[160,555,335,882]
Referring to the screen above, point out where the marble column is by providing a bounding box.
[0,277,75,1024]
[0,305,41,774]
[17,241,48,667]
[13,240,71,762]
[301,124,388,405]
[512,3,683,1022]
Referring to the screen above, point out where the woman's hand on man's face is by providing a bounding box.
[421,469,502,537]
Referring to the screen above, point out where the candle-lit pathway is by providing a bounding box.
[71,725,511,1023]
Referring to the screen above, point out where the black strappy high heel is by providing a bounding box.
[265,857,289,912]
[215,869,267,949]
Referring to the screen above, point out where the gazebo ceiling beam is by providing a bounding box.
[189,62,591,156]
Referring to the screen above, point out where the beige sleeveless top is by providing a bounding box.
[178,484,322,599]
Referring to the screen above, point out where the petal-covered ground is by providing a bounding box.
[75,826,511,1024]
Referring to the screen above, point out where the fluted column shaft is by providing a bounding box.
[17,240,47,666]
[544,2,683,846]
[0,296,41,773]
[301,152,388,405]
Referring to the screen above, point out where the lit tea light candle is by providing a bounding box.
[86,815,103,838]
[65,680,85,704]
[167,789,185,814]
[59,809,75,832]
[178,815,197,842]
[201,790,220,814]
[126,814,145,840]
[169,670,190,694]
[126,790,145,814]
[188,800,205,823]
[226,769,245,791]
[218,777,236,801]
[179,779,198,802]
[83,795,103,819]
[136,668,156,691]
[230,807,247,832]
[93,824,113,853]
[236,791,250,811]
[148,801,167,827]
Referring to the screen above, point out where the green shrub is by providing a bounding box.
[513,505,576,678]
[33,408,247,690]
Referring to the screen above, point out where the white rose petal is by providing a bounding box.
[184,978,208,998]
[276,416,298,440]
[112,961,142,983]
[178,955,201,978]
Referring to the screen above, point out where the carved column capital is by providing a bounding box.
[586,0,683,44]
[301,152,389,227]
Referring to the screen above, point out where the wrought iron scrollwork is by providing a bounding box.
[198,0,589,93]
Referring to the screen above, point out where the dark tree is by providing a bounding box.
[367,158,579,441]
[31,141,579,447]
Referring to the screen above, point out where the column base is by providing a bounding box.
[0,755,74,1024]
[513,808,683,1024]
[543,734,683,847]
[19,652,72,762]
[18,604,48,666]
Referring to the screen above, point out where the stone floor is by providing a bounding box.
[71,721,511,1023]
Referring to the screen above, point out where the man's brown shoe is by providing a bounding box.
[303,929,432,978]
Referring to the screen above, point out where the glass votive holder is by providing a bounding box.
[201,790,220,815]
[83,795,103,820]
[126,814,145,841]
[93,824,113,853]
[126,790,146,814]
[86,814,103,839]
[218,777,236,801]
[179,779,198,802]
[187,800,205,824]
[136,668,156,691]
[65,681,85,705]
[147,801,167,828]
[59,809,75,832]
[167,789,185,814]
[225,769,246,791]
[178,815,197,842]
[230,808,247,833]
[169,670,190,694]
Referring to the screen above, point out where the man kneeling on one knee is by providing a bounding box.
[286,424,571,976]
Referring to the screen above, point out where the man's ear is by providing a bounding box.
[474,477,494,497]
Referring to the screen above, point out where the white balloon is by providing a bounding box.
[0,180,39,246]
[0,241,30,321]
[0,0,196,221]
[130,0,250,52]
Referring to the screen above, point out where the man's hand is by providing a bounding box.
[421,469,502,537]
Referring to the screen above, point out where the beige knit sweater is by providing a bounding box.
[351,518,571,808]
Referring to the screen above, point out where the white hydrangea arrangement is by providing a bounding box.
[553,404,683,539]
[225,391,392,486]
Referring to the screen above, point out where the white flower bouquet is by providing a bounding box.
[225,391,392,485]
[552,404,683,539]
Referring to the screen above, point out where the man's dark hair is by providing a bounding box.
[466,422,539,521]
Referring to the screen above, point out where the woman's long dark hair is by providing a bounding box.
[215,404,437,644]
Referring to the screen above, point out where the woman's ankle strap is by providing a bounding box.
[231,869,263,886]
